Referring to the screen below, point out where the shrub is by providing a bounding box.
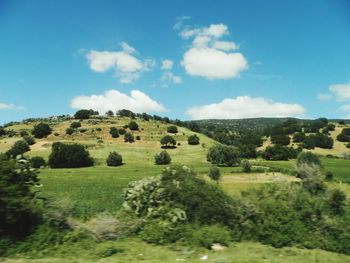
[32,123,52,138]
[105,110,114,117]
[167,125,178,134]
[293,132,305,143]
[79,128,87,133]
[48,142,94,168]
[241,159,251,173]
[160,135,176,148]
[30,156,46,168]
[327,124,336,131]
[0,126,6,137]
[191,225,231,249]
[0,156,41,236]
[297,152,322,167]
[23,135,35,145]
[66,128,74,135]
[106,152,123,166]
[208,166,221,182]
[70,121,81,129]
[118,128,126,135]
[136,135,141,140]
[124,132,135,143]
[128,121,139,131]
[188,134,200,145]
[328,189,346,215]
[6,140,30,158]
[20,130,29,137]
[262,145,299,160]
[337,133,349,142]
[271,134,290,145]
[109,127,119,138]
[139,222,185,245]
[207,144,240,166]
[74,109,91,119]
[325,171,333,181]
[154,150,171,165]
[296,163,325,194]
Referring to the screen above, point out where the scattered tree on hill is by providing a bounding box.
[23,135,35,145]
[154,150,171,165]
[106,152,123,166]
[74,109,92,119]
[328,189,346,215]
[208,166,221,182]
[293,132,305,143]
[117,109,136,119]
[6,140,30,158]
[70,121,81,129]
[0,156,41,236]
[109,127,119,138]
[66,128,74,135]
[271,134,290,145]
[188,134,200,145]
[118,128,126,135]
[20,130,29,137]
[124,132,135,143]
[187,121,200,132]
[0,126,5,137]
[30,156,46,168]
[160,135,177,148]
[327,123,336,131]
[128,121,139,131]
[167,125,178,134]
[241,159,251,173]
[106,110,114,117]
[297,152,322,167]
[303,133,333,149]
[336,133,349,142]
[48,142,94,168]
[262,145,299,161]
[207,144,240,166]
[32,122,52,138]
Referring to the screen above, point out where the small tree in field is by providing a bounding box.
[32,123,52,138]
[30,156,46,168]
[188,134,200,145]
[160,135,176,148]
[124,132,135,143]
[167,125,178,134]
[241,159,251,173]
[70,121,81,129]
[128,121,139,131]
[106,152,123,166]
[6,140,30,158]
[109,127,119,138]
[208,166,221,182]
[106,110,114,117]
[154,150,171,165]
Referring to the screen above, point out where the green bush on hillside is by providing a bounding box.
[32,123,52,138]
[6,140,30,158]
[207,144,240,166]
[188,134,200,145]
[154,150,171,165]
[106,152,123,166]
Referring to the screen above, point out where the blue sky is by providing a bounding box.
[1,0,350,123]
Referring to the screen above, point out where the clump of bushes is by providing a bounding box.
[124,132,135,143]
[207,144,240,166]
[160,135,176,148]
[118,128,126,135]
[66,128,74,135]
[241,159,251,173]
[32,123,52,138]
[48,142,94,168]
[109,127,119,138]
[106,152,123,166]
[262,145,300,160]
[6,140,30,158]
[70,122,81,129]
[128,121,139,131]
[167,125,178,134]
[154,150,171,165]
[22,135,35,145]
[30,156,46,168]
[188,134,200,145]
[208,166,221,182]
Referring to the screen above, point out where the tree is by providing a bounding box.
[293,132,305,143]
[241,159,251,173]
[70,121,81,129]
[128,121,139,131]
[117,109,136,119]
[74,109,92,119]
[187,121,200,132]
[118,128,126,135]
[30,156,46,168]
[160,135,176,148]
[154,150,171,165]
[262,145,299,161]
[207,144,240,166]
[188,134,200,145]
[297,152,322,167]
[208,166,221,182]
[6,140,30,158]
[271,134,290,145]
[0,126,5,137]
[167,125,178,134]
[328,189,346,215]
[23,135,35,145]
[48,142,94,168]
[109,127,119,138]
[336,133,349,142]
[66,128,74,135]
[106,110,114,117]
[32,123,52,138]
[106,152,123,166]
[124,132,135,143]
[0,155,41,236]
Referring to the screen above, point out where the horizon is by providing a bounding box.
[1,0,350,123]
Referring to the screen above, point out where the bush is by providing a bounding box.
[70,122,81,129]
[48,142,94,168]
[118,128,126,135]
[262,145,299,160]
[192,225,231,249]
[66,128,74,135]
[188,134,200,145]
[32,123,52,138]
[20,130,29,137]
[337,133,349,142]
[160,135,176,148]
[109,127,119,138]
[6,140,30,158]
[271,134,290,145]
[74,109,91,119]
[124,132,135,143]
[139,222,185,245]
[207,144,240,166]
[128,121,139,131]
[167,125,178,134]
[136,135,141,140]
[106,152,123,166]
[0,156,41,236]
[154,150,171,165]
[297,152,322,167]
[328,189,346,215]
[208,166,221,182]
[293,132,305,143]
[241,159,251,173]
[325,171,333,181]
[23,135,35,145]
[30,156,46,168]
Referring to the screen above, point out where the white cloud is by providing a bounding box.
[317,93,332,101]
[340,104,350,112]
[70,89,166,114]
[186,96,305,120]
[86,42,154,83]
[329,83,350,101]
[0,103,23,110]
[161,59,173,70]
[179,23,248,79]
[161,72,182,85]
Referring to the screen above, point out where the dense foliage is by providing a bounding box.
[32,123,52,138]
[124,132,135,143]
[30,156,46,168]
[187,134,200,145]
[207,144,240,166]
[160,135,176,148]
[6,140,30,158]
[106,152,123,166]
[154,150,171,165]
[167,125,178,134]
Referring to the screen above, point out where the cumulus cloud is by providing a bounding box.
[160,59,182,85]
[0,103,23,110]
[317,93,332,101]
[329,83,350,101]
[70,89,166,114]
[179,23,248,79]
[186,96,305,120]
[86,42,154,83]
[161,59,173,70]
